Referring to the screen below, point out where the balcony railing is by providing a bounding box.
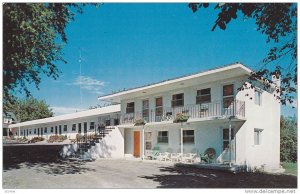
[120,100,245,125]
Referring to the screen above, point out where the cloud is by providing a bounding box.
[68,75,106,95]
[51,106,84,116]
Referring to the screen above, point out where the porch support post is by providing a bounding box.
[142,125,145,160]
[18,126,20,138]
[180,123,183,155]
[7,128,9,137]
[229,118,232,167]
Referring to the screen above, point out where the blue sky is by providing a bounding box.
[22,3,297,117]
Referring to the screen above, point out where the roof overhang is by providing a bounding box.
[98,63,253,103]
[8,105,120,128]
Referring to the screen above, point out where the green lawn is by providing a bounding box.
[282,162,297,176]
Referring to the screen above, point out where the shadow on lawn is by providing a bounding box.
[139,165,297,188]
[3,144,95,175]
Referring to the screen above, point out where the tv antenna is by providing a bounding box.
[79,48,84,104]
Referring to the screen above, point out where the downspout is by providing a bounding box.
[181,122,183,156]
[142,125,145,160]
[229,118,232,167]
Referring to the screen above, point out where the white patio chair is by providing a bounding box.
[157,152,171,161]
[145,150,160,160]
[182,153,197,163]
[170,153,183,162]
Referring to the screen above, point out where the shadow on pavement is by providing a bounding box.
[3,144,95,175]
[139,165,297,188]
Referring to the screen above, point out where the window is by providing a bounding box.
[155,97,163,117]
[78,123,82,133]
[254,128,263,145]
[183,130,194,143]
[145,132,152,150]
[64,125,67,132]
[51,127,53,133]
[255,90,262,106]
[196,88,211,104]
[29,130,32,134]
[157,131,168,143]
[114,118,119,126]
[84,122,87,133]
[90,122,95,130]
[34,129,36,134]
[142,99,149,121]
[172,93,184,107]
[21,131,23,135]
[105,119,111,126]
[72,124,76,131]
[59,125,62,134]
[223,84,234,108]
[44,127,47,133]
[145,142,152,150]
[223,128,234,150]
[126,102,134,114]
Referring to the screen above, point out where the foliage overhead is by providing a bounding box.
[6,97,54,122]
[188,3,297,106]
[3,3,98,108]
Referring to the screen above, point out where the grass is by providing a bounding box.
[282,162,297,176]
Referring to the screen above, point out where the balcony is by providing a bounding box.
[120,100,245,125]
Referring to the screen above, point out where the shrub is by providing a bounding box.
[134,119,146,126]
[173,113,189,123]
[47,135,67,143]
[28,137,45,143]
[280,116,297,163]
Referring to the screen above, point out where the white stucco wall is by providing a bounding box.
[12,113,119,140]
[120,76,246,115]
[61,127,125,159]
[123,120,245,162]
[120,75,280,171]
[236,82,281,170]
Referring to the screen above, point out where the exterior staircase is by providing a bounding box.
[69,126,113,161]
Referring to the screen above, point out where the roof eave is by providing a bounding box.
[98,63,252,102]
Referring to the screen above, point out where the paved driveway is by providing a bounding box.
[3,158,297,189]
[3,159,174,189]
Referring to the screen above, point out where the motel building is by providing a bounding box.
[8,63,281,171]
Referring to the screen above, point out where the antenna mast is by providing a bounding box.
[79,48,83,104]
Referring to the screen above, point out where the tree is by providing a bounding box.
[6,97,54,122]
[188,3,297,106]
[280,115,297,162]
[3,3,98,108]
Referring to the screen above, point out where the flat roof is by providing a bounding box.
[9,104,120,128]
[98,62,253,103]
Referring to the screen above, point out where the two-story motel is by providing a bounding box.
[8,63,281,171]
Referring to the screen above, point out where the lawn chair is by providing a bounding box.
[145,150,160,160]
[170,153,183,162]
[157,152,171,161]
[182,153,197,163]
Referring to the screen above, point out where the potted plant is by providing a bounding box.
[173,113,189,123]
[134,118,146,126]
